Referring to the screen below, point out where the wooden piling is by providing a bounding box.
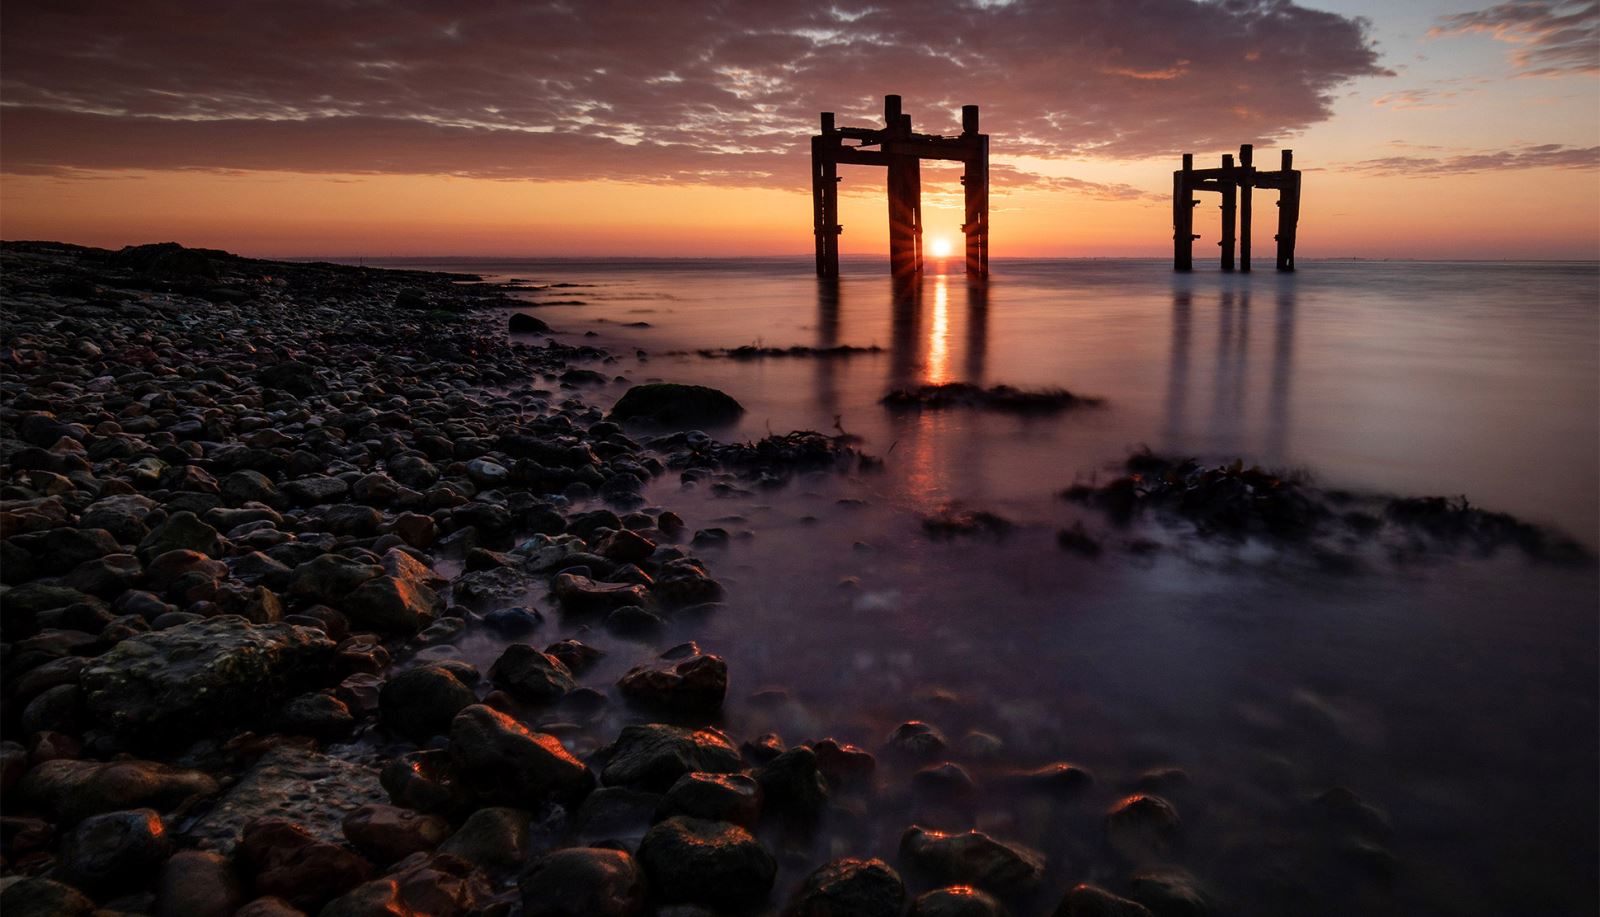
[1239,144,1253,273]
[1174,153,1194,271]
[1219,153,1236,272]
[1276,149,1298,272]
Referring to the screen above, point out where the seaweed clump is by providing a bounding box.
[1063,450,1590,563]
[654,430,878,489]
[1062,452,1324,539]
[921,506,1014,539]
[882,382,1101,414]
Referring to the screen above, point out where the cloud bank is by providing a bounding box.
[1,0,1390,191]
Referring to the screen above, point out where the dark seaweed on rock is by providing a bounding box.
[652,431,877,488]
[921,506,1014,539]
[881,382,1101,414]
[694,344,886,360]
[1064,450,1588,562]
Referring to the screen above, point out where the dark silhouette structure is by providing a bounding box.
[812,95,990,281]
[1174,144,1301,272]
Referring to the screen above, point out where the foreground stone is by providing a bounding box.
[786,857,906,917]
[80,616,334,740]
[448,704,594,806]
[638,816,776,909]
[899,825,1045,896]
[20,758,218,822]
[598,724,744,791]
[519,847,648,917]
[608,383,745,427]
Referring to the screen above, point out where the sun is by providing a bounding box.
[930,237,953,259]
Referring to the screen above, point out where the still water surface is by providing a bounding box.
[374,257,1598,916]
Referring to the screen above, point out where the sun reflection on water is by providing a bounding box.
[927,272,950,384]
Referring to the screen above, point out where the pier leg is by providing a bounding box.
[1239,144,1253,274]
[811,135,826,277]
[1219,153,1236,272]
[812,113,840,279]
[886,104,919,282]
[1276,149,1298,272]
[1173,153,1194,271]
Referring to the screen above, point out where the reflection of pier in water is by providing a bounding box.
[813,270,993,504]
[1164,277,1297,462]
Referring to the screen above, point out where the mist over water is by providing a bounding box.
[373,256,1598,916]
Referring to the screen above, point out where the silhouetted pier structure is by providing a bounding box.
[812,95,990,281]
[1174,145,1301,272]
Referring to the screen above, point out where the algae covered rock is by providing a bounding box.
[80,615,335,740]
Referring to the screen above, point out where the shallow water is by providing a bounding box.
[374,257,1598,916]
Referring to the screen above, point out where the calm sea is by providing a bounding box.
[358,256,1599,916]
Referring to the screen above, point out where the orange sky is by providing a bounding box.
[2,0,1596,260]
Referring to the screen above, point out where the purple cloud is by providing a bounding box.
[1430,1,1599,76]
[1337,142,1600,175]
[1,0,1391,187]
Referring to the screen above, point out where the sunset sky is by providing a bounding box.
[2,0,1596,259]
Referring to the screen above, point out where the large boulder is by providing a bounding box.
[607,383,744,427]
[637,816,775,909]
[80,616,335,741]
[136,511,223,561]
[157,850,244,917]
[341,574,442,634]
[448,705,594,807]
[238,818,372,911]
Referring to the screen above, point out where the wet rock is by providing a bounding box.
[322,853,491,917]
[380,664,478,742]
[342,804,450,864]
[276,691,355,741]
[437,807,530,871]
[0,877,96,917]
[605,604,664,637]
[599,724,743,791]
[1008,762,1094,797]
[233,897,306,917]
[60,808,174,892]
[519,846,647,917]
[742,732,786,765]
[342,572,442,634]
[11,527,122,577]
[552,572,648,614]
[80,615,335,740]
[20,758,218,822]
[80,494,160,544]
[1125,870,1214,917]
[609,383,744,427]
[481,605,543,637]
[448,704,594,806]
[898,825,1045,896]
[288,553,382,604]
[158,850,243,917]
[638,816,776,909]
[785,857,906,917]
[755,746,830,823]
[617,651,727,717]
[813,738,876,789]
[281,475,349,507]
[545,638,603,673]
[380,750,471,817]
[886,721,947,759]
[489,644,577,704]
[187,747,387,853]
[508,313,551,334]
[913,761,978,803]
[657,772,761,828]
[595,529,656,563]
[137,511,223,561]
[1106,794,1180,863]
[238,818,372,911]
[576,786,662,843]
[911,886,1012,917]
[1052,884,1155,917]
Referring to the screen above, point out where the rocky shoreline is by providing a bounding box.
[0,241,1203,917]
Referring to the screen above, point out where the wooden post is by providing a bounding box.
[1276,149,1299,271]
[1219,153,1236,272]
[812,113,841,279]
[886,101,919,281]
[962,104,988,278]
[1239,144,1253,273]
[1174,153,1194,271]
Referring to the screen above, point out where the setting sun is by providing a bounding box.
[930,236,953,259]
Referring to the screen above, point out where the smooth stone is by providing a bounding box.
[519,847,648,917]
[157,850,243,917]
[911,886,1012,917]
[380,665,478,742]
[616,651,727,717]
[637,816,776,909]
[898,825,1046,896]
[488,644,577,704]
[61,808,174,892]
[20,758,219,822]
[341,804,450,865]
[599,724,743,791]
[656,772,761,828]
[448,704,594,807]
[437,806,531,870]
[1052,883,1155,917]
[786,857,906,917]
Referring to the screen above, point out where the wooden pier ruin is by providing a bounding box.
[1173,145,1301,272]
[811,95,990,281]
